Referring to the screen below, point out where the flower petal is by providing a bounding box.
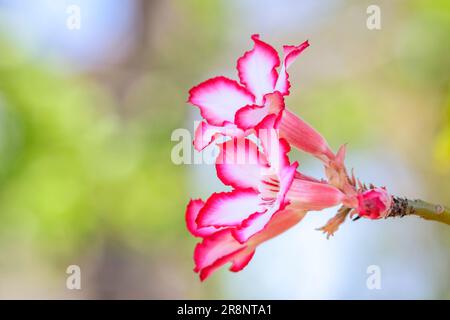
[237,34,280,104]
[186,199,218,237]
[279,109,334,161]
[216,138,268,190]
[249,207,307,245]
[233,162,298,243]
[188,76,255,126]
[194,229,250,281]
[254,115,290,173]
[294,171,324,183]
[234,104,266,130]
[263,91,285,115]
[198,248,249,281]
[275,41,310,95]
[193,121,244,151]
[196,188,265,228]
[286,177,345,210]
[194,206,307,280]
[234,92,285,130]
[229,250,255,272]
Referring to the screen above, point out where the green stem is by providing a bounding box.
[408,199,450,226]
[389,197,450,226]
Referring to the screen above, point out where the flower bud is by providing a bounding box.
[357,188,392,219]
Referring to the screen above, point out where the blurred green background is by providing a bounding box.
[0,0,448,299]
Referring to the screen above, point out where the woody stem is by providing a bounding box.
[387,197,450,226]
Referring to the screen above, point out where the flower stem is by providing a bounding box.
[388,197,450,226]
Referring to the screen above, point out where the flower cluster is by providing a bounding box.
[186,35,392,281]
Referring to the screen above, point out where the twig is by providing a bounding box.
[387,197,450,226]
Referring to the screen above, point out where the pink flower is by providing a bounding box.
[188,35,334,161]
[187,203,305,281]
[186,117,344,280]
[356,188,392,219]
[184,34,396,281]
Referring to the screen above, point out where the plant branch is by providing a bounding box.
[387,197,450,226]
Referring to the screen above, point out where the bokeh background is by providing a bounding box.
[0,0,448,299]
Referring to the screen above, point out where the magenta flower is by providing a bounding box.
[186,116,343,280]
[185,35,450,281]
[189,35,333,161]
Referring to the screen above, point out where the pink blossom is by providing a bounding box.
[186,117,344,280]
[185,35,397,281]
[188,35,333,161]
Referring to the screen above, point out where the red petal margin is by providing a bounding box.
[234,91,285,130]
[216,137,268,190]
[196,188,264,228]
[237,34,280,103]
[193,229,251,281]
[275,40,310,96]
[188,76,255,126]
[193,121,244,151]
[234,104,266,131]
[186,199,219,237]
[229,249,255,272]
